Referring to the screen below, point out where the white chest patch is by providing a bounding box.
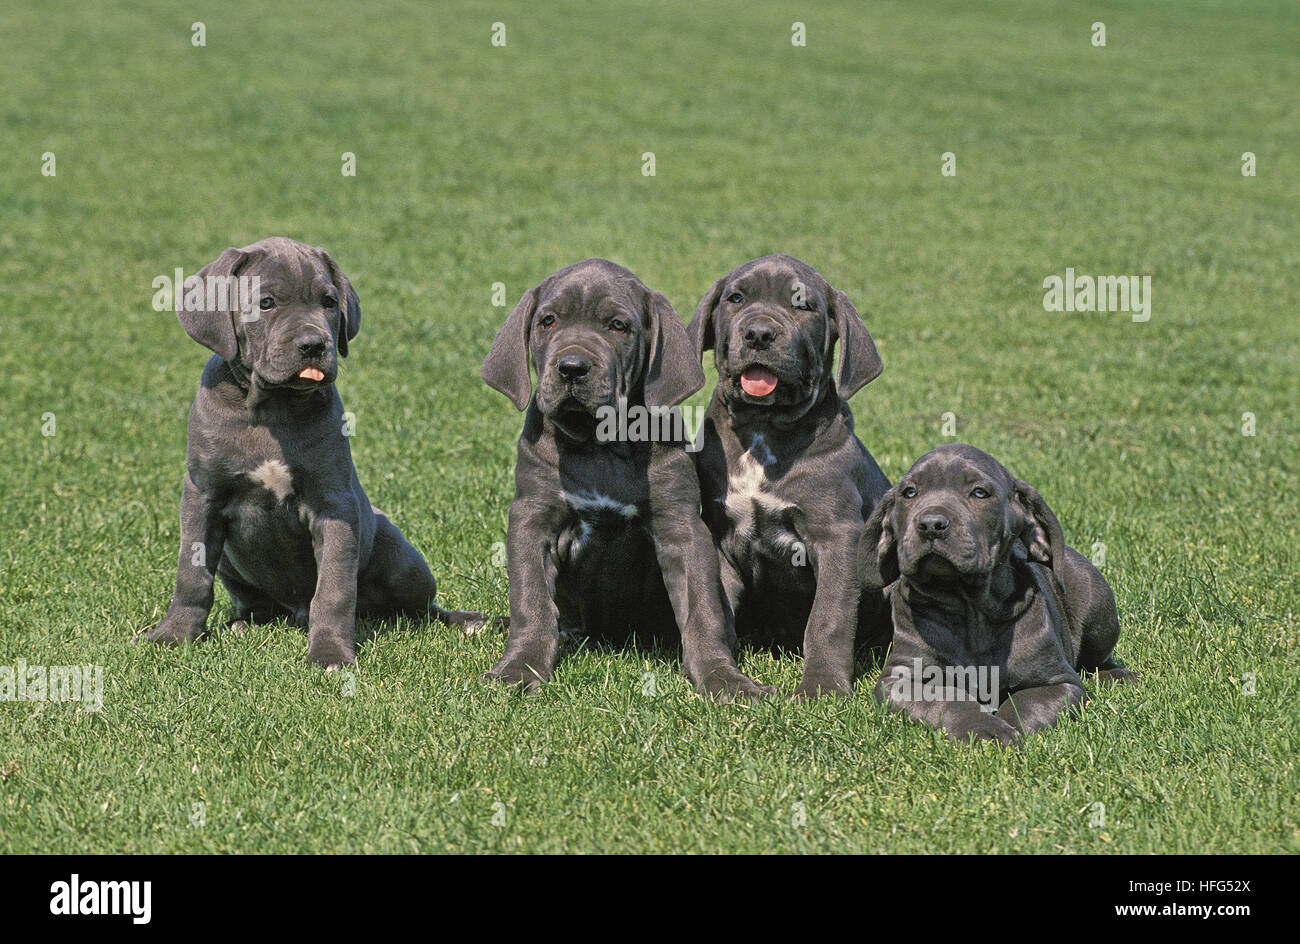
[248,459,294,502]
[562,489,639,519]
[724,434,793,538]
[558,519,595,561]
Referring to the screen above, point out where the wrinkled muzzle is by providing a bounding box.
[535,338,620,416]
[722,309,820,407]
[897,502,993,580]
[248,314,338,389]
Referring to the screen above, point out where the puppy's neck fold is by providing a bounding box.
[544,410,633,457]
[222,357,254,392]
[723,379,839,434]
[898,558,1036,625]
[214,357,331,416]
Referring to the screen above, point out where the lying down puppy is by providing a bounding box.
[860,444,1136,744]
[142,237,484,667]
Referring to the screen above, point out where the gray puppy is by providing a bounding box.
[480,259,773,699]
[861,444,1136,744]
[688,255,890,698]
[142,237,483,667]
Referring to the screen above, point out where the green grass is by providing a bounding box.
[1,0,1296,853]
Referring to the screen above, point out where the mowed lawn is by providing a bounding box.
[0,0,1295,853]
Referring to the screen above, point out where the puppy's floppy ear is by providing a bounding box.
[317,247,361,357]
[828,287,883,399]
[860,487,900,591]
[687,276,726,360]
[481,285,539,411]
[178,247,248,363]
[644,290,705,408]
[1013,479,1067,587]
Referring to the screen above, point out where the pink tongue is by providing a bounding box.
[299,367,325,382]
[740,366,778,397]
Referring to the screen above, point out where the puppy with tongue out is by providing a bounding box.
[143,237,485,668]
[689,255,892,698]
[739,366,779,399]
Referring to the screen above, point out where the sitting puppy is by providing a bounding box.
[860,444,1136,744]
[480,259,773,699]
[143,237,483,666]
[688,255,891,697]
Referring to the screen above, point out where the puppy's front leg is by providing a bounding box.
[875,674,1021,746]
[306,515,361,667]
[143,474,227,647]
[716,553,746,652]
[484,500,560,693]
[795,522,862,698]
[649,451,773,701]
[996,682,1087,736]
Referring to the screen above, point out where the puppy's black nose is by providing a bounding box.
[916,513,950,538]
[743,323,777,349]
[296,334,328,359]
[557,356,591,381]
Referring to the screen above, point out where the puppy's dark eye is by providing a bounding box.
[727,293,744,304]
[539,314,556,328]
[901,486,918,499]
[971,487,991,499]
[323,296,337,309]
[609,319,629,333]
[259,297,276,311]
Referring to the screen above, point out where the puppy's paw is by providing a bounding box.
[792,673,854,700]
[435,607,497,636]
[695,666,776,703]
[482,660,547,694]
[306,641,356,668]
[951,713,1022,747]
[137,619,204,648]
[1094,666,1139,685]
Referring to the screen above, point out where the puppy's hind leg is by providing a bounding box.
[1066,550,1133,684]
[1087,654,1140,685]
[433,604,496,636]
[220,570,292,636]
[358,509,489,633]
